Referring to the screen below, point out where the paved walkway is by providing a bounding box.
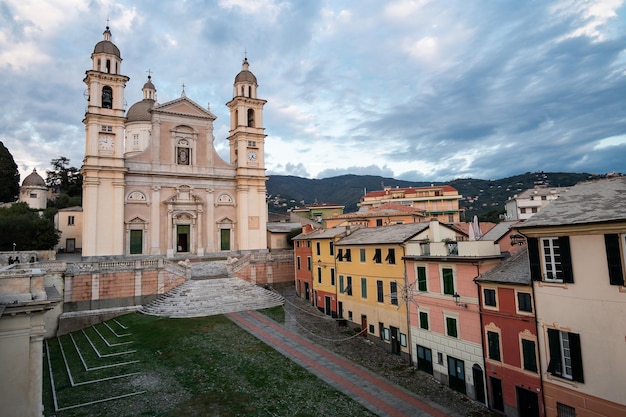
[229,310,461,417]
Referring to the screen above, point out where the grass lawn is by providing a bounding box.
[43,309,376,417]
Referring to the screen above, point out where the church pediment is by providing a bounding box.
[153,97,216,120]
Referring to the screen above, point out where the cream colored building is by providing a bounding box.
[81,27,267,257]
[518,177,626,417]
[54,206,83,253]
[504,186,568,221]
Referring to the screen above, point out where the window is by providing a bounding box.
[133,134,139,147]
[307,241,311,248]
[68,216,75,226]
[376,219,383,226]
[329,242,334,257]
[531,207,538,213]
[484,289,497,307]
[247,109,255,127]
[373,248,382,263]
[359,248,366,262]
[29,193,37,198]
[390,281,398,305]
[317,267,322,284]
[377,280,384,302]
[386,249,396,264]
[442,268,455,295]
[344,249,351,262]
[528,237,573,283]
[339,275,344,294]
[177,142,191,165]
[547,329,584,382]
[542,237,563,281]
[541,195,547,201]
[330,268,335,286]
[446,317,458,338]
[517,292,533,313]
[101,125,113,132]
[521,208,527,214]
[416,345,433,374]
[417,266,427,291]
[247,140,257,148]
[605,234,625,285]
[336,248,343,260]
[101,86,113,108]
[296,256,301,270]
[556,403,576,417]
[307,256,311,271]
[316,242,321,256]
[345,276,352,296]
[487,331,501,361]
[419,311,429,330]
[522,339,538,372]
[361,277,367,298]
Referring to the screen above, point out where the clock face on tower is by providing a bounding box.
[99,135,115,151]
[247,150,257,162]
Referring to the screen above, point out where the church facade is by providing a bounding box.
[81,27,268,257]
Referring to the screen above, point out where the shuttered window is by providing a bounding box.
[605,234,624,286]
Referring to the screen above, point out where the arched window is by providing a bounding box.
[102,86,113,109]
[105,59,111,73]
[247,109,255,127]
[176,139,191,165]
[241,86,245,96]
[97,59,101,71]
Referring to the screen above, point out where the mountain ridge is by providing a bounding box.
[267,171,607,221]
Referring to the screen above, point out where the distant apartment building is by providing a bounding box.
[504,186,568,221]
[325,202,426,228]
[360,185,463,223]
[475,248,544,417]
[518,177,626,417]
[404,227,503,403]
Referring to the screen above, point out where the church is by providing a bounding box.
[81,27,268,257]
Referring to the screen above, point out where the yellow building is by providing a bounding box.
[334,223,432,360]
[54,206,83,253]
[291,203,345,227]
[309,226,352,316]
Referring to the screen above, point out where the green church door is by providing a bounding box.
[220,229,230,251]
[130,230,143,254]
[177,225,190,252]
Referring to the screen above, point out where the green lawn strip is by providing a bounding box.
[44,313,376,417]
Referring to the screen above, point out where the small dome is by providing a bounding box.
[143,79,155,90]
[234,58,257,84]
[22,169,46,187]
[126,99,155,122]
[93,26,121,58]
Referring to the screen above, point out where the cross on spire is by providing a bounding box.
[181,82,186,97]
[146,68,153,79]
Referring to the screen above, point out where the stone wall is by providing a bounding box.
[230,250,294,288]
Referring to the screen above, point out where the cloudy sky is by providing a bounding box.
[1,0,625,183]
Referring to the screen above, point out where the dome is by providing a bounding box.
[93,26,121,58]
[22,169,46,187]
[143,79,155,90]
[126,99,155,122]
[93,40,121,58]
[234,58,257,84]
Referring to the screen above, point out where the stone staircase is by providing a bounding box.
[139,260,284,318]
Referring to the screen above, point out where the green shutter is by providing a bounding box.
[527,238,542,281]
[569,332,584,383]
[559,236,574,283]
[443,268,454,295]
[418,267,427,291]
[522,339,537,372]
[605,234,625,285]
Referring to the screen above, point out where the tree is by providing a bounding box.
[46,156,82,208]
[0,141,20,203]
[0,203,60,250]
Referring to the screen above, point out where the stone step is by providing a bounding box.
[139,277,284,318]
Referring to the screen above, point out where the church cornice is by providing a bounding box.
[152,96,217,120]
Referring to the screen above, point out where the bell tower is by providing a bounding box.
[226,58,268,250]
[81,26,129,257]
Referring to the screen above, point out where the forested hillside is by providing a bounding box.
[267,171,600,221]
